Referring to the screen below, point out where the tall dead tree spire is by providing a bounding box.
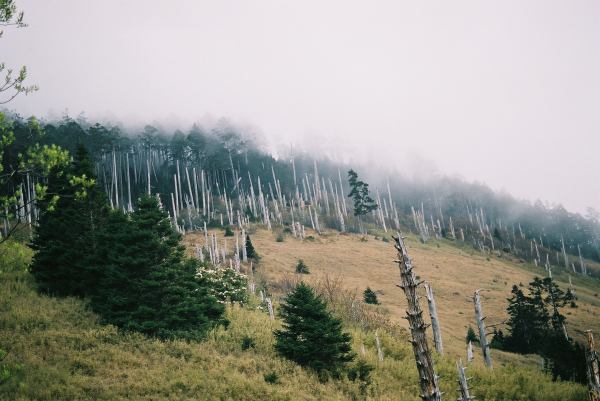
[456,358,474,401]
[424,282,443,355]
[393,234,442,401]
[473,289,492,368]
[587,330,600,401]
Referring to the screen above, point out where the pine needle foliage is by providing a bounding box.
[274,282,354,378]
[496,277,586,383]
[30,144,107,297]
[347,169,378,217]
[363,287,379,305]
[466,326,478,344]
[295,259,309,274]
[246,234,257,259]
[91,195,225,340]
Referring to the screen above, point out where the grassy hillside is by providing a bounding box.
[185,227,600,359]
[0,233,594,401]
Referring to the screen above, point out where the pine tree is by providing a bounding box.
[528,277,571,332]
[466,326,478,344]
[92,195,225,340]
[503,285,549,354]
[490,328,505,349]
[295,259,309,274]
[246,234,257,259]
[30,144,107,297]
[347,169,378,217]
[501,277,587,383]
[363,287,379,304]
[274,282,354,378]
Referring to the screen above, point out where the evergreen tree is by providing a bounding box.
[347,169,378,217]
[503,285,549,354]
[466,326,478,344]
[246,234,257,259]
[295,259,309,274]
[30,144,107,297]
[501,277,587,384]
[528,277,572,332]
[542,331,587,383]
[490,328,505,349]
[363,287,379,304]
[92,195,225,340]
[274,282,355,378]
[224,226,234,237]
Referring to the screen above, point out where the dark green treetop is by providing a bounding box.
[363,287,379,305]
[347,169,378,217]
[91,195,225,340]
[274,282,354,378]
[30,144,107,296]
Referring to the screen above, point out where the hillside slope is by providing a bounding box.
[185,228,600,360]
[0,238,593,401]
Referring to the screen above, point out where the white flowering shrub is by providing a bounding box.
[197,263,249,304]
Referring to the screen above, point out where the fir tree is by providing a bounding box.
[347,169,378,217]
[274,282,354,378]
[295,259,309,274]
[466,326,478,344]
[363,287,379,304]
[528,277,571,332]
[503,285,549,354]
[246,234,257,259]
[501,277,587,384]
[490,329,505,349]
[224,226,234,237]
[92,195,225,340]
[30,144,107,297]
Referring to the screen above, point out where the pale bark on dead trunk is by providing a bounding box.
[456,358,474,401]
[474,290,492,368]
[394,234,442,401]
[586,330,600,401]
[424,282,443,355]
[375,330,384,361]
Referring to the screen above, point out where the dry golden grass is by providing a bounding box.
[0,236,593,401]
[185,227,600,364]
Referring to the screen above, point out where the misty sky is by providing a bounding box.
[2,1,599,214]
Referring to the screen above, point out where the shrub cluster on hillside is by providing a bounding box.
[274,282,355,380]
[492,277,586,383]
[30,146,226,340]
[363,287,379,305]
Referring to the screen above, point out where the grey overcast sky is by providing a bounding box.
[2,1,599,214]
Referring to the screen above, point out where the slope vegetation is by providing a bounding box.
[0,236,594,401]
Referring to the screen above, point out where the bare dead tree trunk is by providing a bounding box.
[467,341,474,363]
[473,290,492,368]
[394,234,442,401]
[375,330,384,361]
[266,297,274,320]
[424,282,443,355]
[587,330,600,401]
[456,358,474,401]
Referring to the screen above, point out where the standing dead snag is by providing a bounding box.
[375,330,384,361]
[473,290,492,368]
[394,234,442,401]
[587,330,600,401]
[424,282,444,355]
[456,358,474,401]
[467,341,474,363]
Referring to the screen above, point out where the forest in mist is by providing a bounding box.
[3,111,599,272]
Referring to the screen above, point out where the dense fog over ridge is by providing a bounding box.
[3,0,599,214]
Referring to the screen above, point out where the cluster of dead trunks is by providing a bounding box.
[391,234,600,401]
